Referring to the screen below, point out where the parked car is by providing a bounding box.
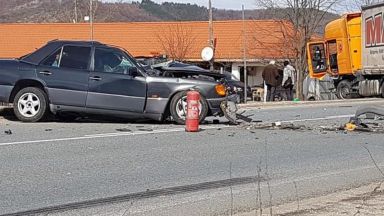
[0,40,235,124]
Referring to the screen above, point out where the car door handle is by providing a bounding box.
[89,76,102,81]
[39,71,52,76]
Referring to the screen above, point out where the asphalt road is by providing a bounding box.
[0,99,384,215]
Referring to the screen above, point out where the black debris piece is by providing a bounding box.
[228,133,235,137]
[116,128,132,132]
[138,128,154,132]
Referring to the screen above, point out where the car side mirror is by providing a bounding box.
[128,67,139,77]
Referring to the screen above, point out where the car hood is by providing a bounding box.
[159,67,225,79]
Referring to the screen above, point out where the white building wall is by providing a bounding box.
[231,63,241,81]
[231,62,266,87]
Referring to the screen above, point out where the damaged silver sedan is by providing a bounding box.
[0,40,238,124]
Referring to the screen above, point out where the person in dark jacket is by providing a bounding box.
[262,60,280,102]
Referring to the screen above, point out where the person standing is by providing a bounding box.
[262,60,280,102]
[282,60,295,101]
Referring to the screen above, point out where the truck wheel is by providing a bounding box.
[13,87,48,122]
[381,83,384,98]
[169,91,208,125]
[336,80,352,99]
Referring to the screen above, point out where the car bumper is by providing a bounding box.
[207,94,239,116]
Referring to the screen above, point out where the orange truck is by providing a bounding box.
[307,3,384,99]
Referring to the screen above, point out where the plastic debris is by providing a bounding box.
[345,123,357,131]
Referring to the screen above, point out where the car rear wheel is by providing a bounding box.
[169,91,208,125]
[13,87,48,122]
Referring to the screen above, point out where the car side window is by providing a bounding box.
[94,48,135,74]
[59,46,91,70]
[41,48,62,68]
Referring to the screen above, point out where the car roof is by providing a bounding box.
[20,40,107,65]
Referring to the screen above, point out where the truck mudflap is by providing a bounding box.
[220,94,253,125]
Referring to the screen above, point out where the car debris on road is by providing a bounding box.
[346,106,384,132]
[233,114,384,134]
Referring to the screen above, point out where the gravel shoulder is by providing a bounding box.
[236,182,384,216]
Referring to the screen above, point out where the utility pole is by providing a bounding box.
[208,0,214,72]
[74,0,78,23]
[90,0,94,41]
[242,5,247,104]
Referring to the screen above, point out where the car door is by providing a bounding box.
[86,47,147,113]
[37,45,91,107]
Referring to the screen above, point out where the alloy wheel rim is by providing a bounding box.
[18,93,41,118]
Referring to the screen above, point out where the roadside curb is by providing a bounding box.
[238,98,384,109]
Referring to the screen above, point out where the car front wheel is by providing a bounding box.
[170,91,208,125]
[13,87,48,122]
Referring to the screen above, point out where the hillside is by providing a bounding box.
[0,0,338,33]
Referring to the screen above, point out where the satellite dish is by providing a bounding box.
[201,47,214,61]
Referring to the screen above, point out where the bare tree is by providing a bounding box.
[248,20,297,64]
[256,0,339,100]
[69,0,99,23]
[341,0,379,12]
[155,24,197,61]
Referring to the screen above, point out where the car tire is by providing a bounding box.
[336,80,352,99]
[13,87,48,122]
[169,91,209,125]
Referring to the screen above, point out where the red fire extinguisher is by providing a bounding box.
[186,90,200,132]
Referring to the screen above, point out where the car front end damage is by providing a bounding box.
[145,66,242,122]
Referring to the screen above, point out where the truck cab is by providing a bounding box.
[307,13,362,98]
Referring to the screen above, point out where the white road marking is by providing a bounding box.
[0,126,231,147]
[280,114,354,123]
[0,114,356,147]
[240,99,384,110]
